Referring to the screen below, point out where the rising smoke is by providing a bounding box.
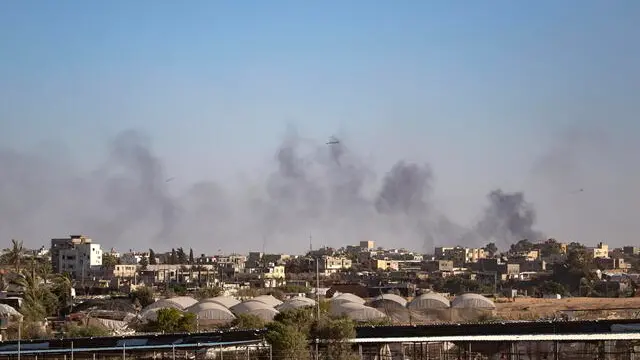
[471,190,543,249]
[0,127,544,253]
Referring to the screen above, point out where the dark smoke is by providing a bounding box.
[0,127,541,253]
[375,161,432,215]
[468,189,544,249]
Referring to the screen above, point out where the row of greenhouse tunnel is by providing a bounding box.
[139,292,496,327]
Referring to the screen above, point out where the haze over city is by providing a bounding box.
[1,1,639,253]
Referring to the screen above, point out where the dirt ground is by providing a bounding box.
[496,297,640,320]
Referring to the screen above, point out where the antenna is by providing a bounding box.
[262,235,266,254]
[309,235,313,252]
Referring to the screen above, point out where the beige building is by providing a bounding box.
[592,242,609,259]
[54,235,103,279]
[113,264,138,278]
[373,259,399,271]
[262,265,286,287]
[319,256,352,275]
[465,248,487,263]
[359,240,375,250]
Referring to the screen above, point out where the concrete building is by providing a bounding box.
[55,236,103,279]
[373,259,399,271]
[319,256,352,275]
[359,241,375,250]
[591,242,609,259]
[262,264,286,287]
[50,235,101,275]
[465,248,487,263]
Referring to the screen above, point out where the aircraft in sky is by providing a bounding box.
[326,136,340,145]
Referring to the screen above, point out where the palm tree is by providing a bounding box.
[6,239,24,271]
[52,273,73,315]
[36,261,53,285]
[0,273,7,292]
[10,270,57,321]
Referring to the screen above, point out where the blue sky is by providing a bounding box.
[1,1,639,249]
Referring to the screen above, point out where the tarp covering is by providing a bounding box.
[370,294,407,308]
[331,292,366,305]
[199,296,240,309]
[451,293,496,309]
[142,296,198,312]
[408,292,451,310]
[186,302,236,322]
[252,295,283,307]
[330,302,386,321]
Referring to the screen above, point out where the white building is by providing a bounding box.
[59,237,103,279]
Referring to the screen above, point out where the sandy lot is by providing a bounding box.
[496,297,640,320]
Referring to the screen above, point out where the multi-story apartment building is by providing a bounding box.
[50,235,89,273]
[623,246,640,256]
[591,242,609,259]
[372,259,399,271]
[359,241,375,250]
[319,256,352,275]
[262,264,286,287]
[51,235,103,279]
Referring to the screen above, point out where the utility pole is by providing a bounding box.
[315,255,321,360]
[17,320,21,360]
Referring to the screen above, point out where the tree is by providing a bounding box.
[148,249,157,265]
[170,249,177,265]
[274,307,315,334]
[6,321,51,340]
[510,239,534,254]
[63,323,110,337]
[483,243,498,257]
[189,248,194,264]
[131,286,155,308]
[566,245,594,271]
[139,256,149,269]
[176,248,187,264]
[315,317,358,360]
[6,239,25,271]
[143,308,196,333]
[51,273,73,316]
[540,239,563,257]
[539,280,568,296]
[265,321,310,360]
[12,270,58,321]
[231,313,266,329]
[102,253,119,268]
[36,261,53,285]
[195,286,222,300]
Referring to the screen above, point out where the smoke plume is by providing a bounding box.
[0,127,465,253]
[470,190,544,249]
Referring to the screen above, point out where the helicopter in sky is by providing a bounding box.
[326,136,340,145]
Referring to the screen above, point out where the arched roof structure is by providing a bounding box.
[331,292,366,305]
[199,296,241,309]
[370,294,407,308]
[330,302,386,322]
[142,296,198,312]
[451,293,496,309]
[407,292,451,310]
[186,302,236,322]
[252,295,283,308]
